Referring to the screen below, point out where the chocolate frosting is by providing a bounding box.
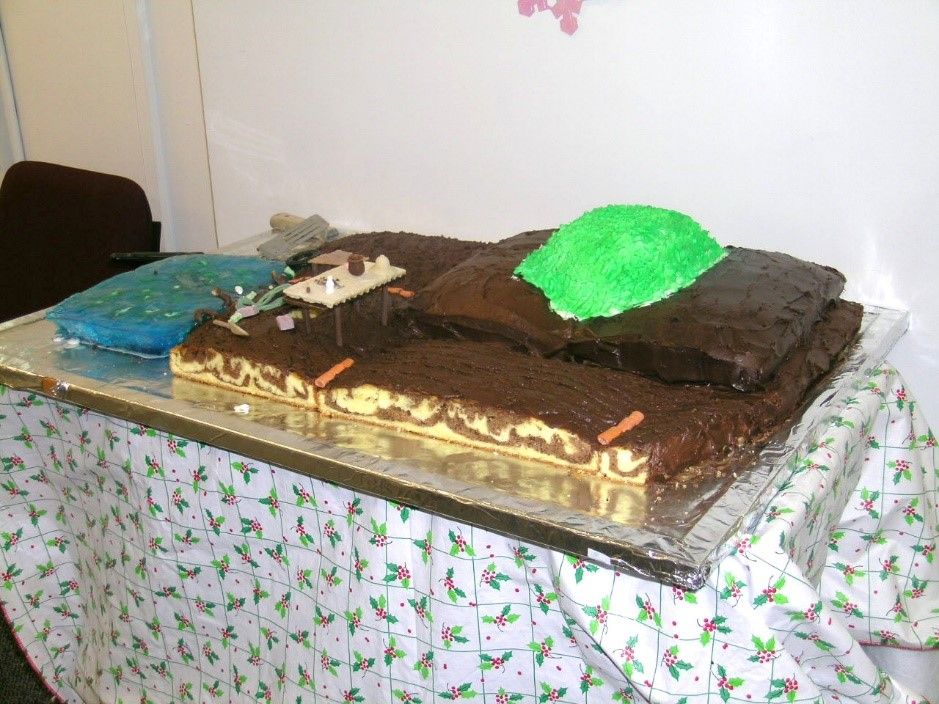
[334,300,862,480]
[313,231,487,292]
[175,231,863,482]
[177,296,862,481]
[410,231,847,390]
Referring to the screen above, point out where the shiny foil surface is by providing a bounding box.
[0,305,908,588]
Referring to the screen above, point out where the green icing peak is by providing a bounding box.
[514,204,725,320]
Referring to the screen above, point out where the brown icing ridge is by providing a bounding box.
[313,231,488,292]
[409,230,847,391]
[172,231,863,483]
[326,300,861,481]
[175,300,862,483]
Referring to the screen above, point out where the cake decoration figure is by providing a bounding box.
[514,204,725,320]
[373,254,391,275]
[597,410,645,446]
[347,253,365,276]
[314,358,355,388]
[282,252,406,346]
[212,318,249,337]
[309,249,355,274]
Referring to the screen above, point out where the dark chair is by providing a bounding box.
[0,160,160,322]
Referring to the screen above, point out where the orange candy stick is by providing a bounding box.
[314,358,355,388]
[597,410,645,446]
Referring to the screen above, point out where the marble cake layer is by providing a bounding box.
[170,231,862,484]
[171,296,862,484]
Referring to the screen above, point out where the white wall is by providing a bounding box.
[0,18,23,175]
[0,1,163,214]
[0,0,215,251]
[192,0,939,424]
[145,0,216,252]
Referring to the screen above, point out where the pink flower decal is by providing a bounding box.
[519,0,586,35]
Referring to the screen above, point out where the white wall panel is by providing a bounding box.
[146,0,216,250]
[0,0,215,251]
[0,21,23,174]
[0,0,161,214]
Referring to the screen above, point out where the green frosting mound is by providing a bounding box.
[514,204,726,320]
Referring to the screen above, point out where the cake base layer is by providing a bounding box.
[171,295,863,483]
[410,231,848,390]
[47,254,278,356]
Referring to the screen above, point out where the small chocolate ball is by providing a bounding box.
[347,253,365,276]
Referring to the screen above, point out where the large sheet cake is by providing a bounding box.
[169,228,863,484]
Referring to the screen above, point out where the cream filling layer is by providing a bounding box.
[322,385,647,484]
[170,348,648,484]
[169,348,319,408]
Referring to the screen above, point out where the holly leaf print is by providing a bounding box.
[14,428,34,449]
[441,625,468,649]
[275,592,291,618]
[259,488,281,517]
[579,665,604,693]
[440,683,477,700]
[413,651,434,679]
[480,650,513,672]
[368,594,396,625]
[292,483,315,507]
[480,562,509,590]
[345,497,362,526]
[481,604,519,630]
[528,637,554,666]
[513,544,535,567]
[538,684,567,704]
[232,460,258,484]
[889,459,912,485]
[384,562,412,588]
[408,596,432,624]
[565,555,598,583]
[753,576,788,607]
[352,547,368,582]
[384,636,406,666]
[144,455,163,478]
[662,645,693,680]
[321,566,342,589]
[211,554,231,581]
[370,519,390,548]
[166,435,188,457]
[352,650,375,673]
[533,584,557,614]
[913,542,935,563]
[699,615,730,645]
[635,594,662,627]
[343,606,362,635]
[902,498,924,526]
[234,542,259,568]
[205,509,225,535]
[448,529,475,557]
[323,519,341,548]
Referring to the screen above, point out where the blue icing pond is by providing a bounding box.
[47,254,279,357]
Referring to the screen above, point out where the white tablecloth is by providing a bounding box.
[0,364,936,703]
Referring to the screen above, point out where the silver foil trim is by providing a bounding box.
[0,305,908,588]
